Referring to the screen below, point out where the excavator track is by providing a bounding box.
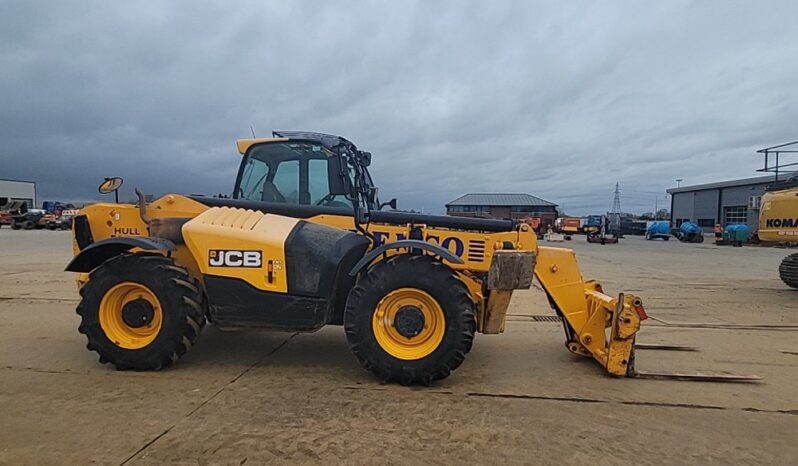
[778,253,798,289]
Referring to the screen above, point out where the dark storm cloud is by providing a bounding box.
[2,1,797,214]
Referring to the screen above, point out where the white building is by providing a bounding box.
[0,179,36,209]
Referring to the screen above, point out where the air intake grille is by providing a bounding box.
[467,239,485,262]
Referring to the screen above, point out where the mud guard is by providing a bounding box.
[65,236,174,273]
[349,239,463,276]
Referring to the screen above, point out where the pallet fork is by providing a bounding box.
[533,246,760,383]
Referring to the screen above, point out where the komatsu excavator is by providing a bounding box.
[755,141,798,289]
[758,174,798,288]
[65,131,755,384]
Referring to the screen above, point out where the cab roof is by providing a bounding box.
[236,131,353,154]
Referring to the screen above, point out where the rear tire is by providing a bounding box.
[779,253,798,289]
[11,221,20,230]
[22,220,34,230]
[344,255,476,385]
[76,254,206,370]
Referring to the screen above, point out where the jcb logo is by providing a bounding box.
[209,250,262,268]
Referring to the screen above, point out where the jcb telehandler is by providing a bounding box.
[65,131,743,384]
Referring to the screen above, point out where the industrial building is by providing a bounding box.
[0,179,36,209]
[446,193,558,229]
[667,175,783,232]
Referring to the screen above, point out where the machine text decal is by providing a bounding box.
[209,250,262,268]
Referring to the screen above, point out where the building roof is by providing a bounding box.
[446,193,557,207]
[666,175,782,194]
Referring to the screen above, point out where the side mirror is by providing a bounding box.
[98,177,124,203]
[327,155,350,196]
[360,151,372,167]
[380,198,397,210]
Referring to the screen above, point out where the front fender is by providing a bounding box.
[348,239,464,276]
[65,236,174,273]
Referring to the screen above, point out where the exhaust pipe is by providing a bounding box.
[135,188,150,225]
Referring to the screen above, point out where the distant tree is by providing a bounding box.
[655,208,670,220]
[639,212,654,220]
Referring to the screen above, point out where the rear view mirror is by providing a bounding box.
[380,198,397,210]
[327,156,350,196]
[360,151,372,167]
[99,177,123,194]
[99,177,124,203]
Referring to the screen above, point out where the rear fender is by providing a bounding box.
[65,236,174,273]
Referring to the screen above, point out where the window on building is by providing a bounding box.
[697,218,715,228]
[724,206,747,225]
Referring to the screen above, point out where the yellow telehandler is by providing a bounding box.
[65,131,753,384]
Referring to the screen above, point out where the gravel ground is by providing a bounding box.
[0,229,796,465]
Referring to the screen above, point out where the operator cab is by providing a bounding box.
[236,140,354,209]
[233,131,380,213]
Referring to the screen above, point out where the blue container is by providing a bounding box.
[679,222,702,236]
[646,221,671,240]
[724,224,750,243]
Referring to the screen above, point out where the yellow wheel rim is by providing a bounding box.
[372,288,445,360]
[99,282,163,349]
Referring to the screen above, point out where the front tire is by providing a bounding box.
[344,255,476,385]
[76,254,206,370]
[779,253,798,289]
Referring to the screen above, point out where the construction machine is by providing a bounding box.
[758,173,798,288]
[64,131,751,385]
[586,214,619,244]
[754,141,798,289]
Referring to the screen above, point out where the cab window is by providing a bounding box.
[237,142,352,209]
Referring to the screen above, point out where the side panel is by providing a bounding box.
[205,275,328,331]
[758,188,798,242]
[305,213,538,273]
[182,207,299,293]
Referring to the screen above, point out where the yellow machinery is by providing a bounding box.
[65,131,748,384]
[758,175,798,288]
[755,142,798,289]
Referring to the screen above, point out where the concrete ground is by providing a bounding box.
[0,229,796,465]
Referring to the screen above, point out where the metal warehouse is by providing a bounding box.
[667,175,782,232]
[0,179,36,209]
[446,193,558,229]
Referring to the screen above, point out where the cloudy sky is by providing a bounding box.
[2,1,797,215]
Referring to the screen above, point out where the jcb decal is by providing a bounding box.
[209,250,262,268]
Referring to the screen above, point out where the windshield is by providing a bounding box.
[236,141,354,209]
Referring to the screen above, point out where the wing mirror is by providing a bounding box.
[98,177,124,203]
[379,198,397,210]
[360,151,372,167]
